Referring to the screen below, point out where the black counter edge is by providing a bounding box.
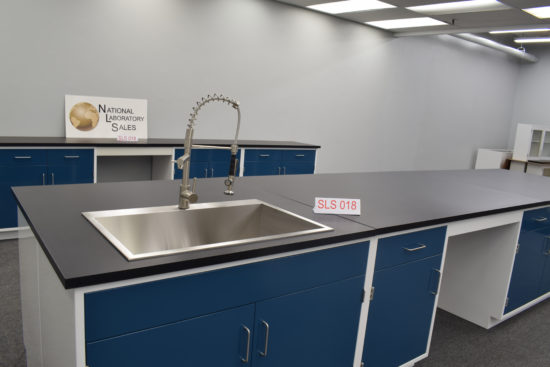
[0,138,320,149]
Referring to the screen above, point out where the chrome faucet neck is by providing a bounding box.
[177,94,241,209]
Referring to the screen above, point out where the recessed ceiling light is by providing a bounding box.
[523,6,550,19]
[515,37,550,43]
[366,17,446,30]
[407,0,508,15]
[490,28,550,34]
[307,0,394,15]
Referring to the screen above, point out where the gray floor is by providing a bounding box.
[0,240,26,367]
[1,238,549,367]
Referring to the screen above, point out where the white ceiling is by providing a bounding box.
[276,0,550,49]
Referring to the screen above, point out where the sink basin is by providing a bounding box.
[82,199,332,261]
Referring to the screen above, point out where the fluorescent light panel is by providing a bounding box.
[490,28,550,34]
[523,6,550,19]
[367,17,446,30]
[408,0,508,15]
[307,0,394,14]
[515,37,550,43]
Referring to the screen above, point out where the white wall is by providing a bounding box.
[510,48,550,147]
[0,0,520,173]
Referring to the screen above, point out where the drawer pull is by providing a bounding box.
[259,154,270,157]
[241,325,251,363]
[64,155,80,159]
[14,156,32,159]
[259,320,270,357]
[403,244,427,252]
[534,217,548,222]
[295,154,305,157]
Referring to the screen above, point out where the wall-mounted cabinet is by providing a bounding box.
[512,123,550,162]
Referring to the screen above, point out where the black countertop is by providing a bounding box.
[0,137,320,149]
[12,169,550,289]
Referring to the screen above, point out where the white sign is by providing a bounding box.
[65,95,147,140]
[313,197,361,216]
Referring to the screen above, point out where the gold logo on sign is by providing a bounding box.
[69,102,99,131]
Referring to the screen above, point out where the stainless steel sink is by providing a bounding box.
[82,199,332,261]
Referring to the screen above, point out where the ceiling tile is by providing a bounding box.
[382,0,469,7]
[342,7,419,22]
[500,0,550,9]
[432,9,545,28]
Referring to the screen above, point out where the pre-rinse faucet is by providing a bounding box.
[175,94,241,209]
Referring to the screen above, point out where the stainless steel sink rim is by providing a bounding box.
[82,199,333,261]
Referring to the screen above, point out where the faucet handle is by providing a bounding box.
[192,177,197,193]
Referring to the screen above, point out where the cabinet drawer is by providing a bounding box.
[521,207,550,232]
[282,149,315,163]
[375,227,446,271]
[84,241,369,342]
[47,149,93,166]
[245,149,282,162]
[0,149,47,166]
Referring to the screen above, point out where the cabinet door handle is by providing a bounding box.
[14,156,32,159]
[259,320,270,357]
[534,217,548,222]
[430,269,442,295]
[241,325,251,363]
[211,168,214,177]
[204,168,208,178]
[42,173,46,185]
[403,244,427,252]
[283,166,286,175]
[51,173,55,185]
[64,155,80,159]
[259,154,270,158]
[278,167,281,175]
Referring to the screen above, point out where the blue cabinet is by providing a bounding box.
[45,149,94,185]
[84,241,369,367]
[174,148,241,179]
[0,165,47,228]
[244,149,315,176]
[362,227,446,367]
[87,304,256,367]
[0,149,94,229]
[252,276,364,367]
[505,208,550,313]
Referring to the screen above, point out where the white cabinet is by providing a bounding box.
[512,123,550,161]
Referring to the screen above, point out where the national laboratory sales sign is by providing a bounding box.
[65,95,147,140]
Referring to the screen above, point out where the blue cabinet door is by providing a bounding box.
[252,276,365,367]
[282,162,314,175]
[47,149,94,184]
[174,148,240,179]
[189,161,209,179]
[86,304,255,367]
[244,161,279,176]
[0,165,46,228]
[505,229,549,313]
[363,254,442,367]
